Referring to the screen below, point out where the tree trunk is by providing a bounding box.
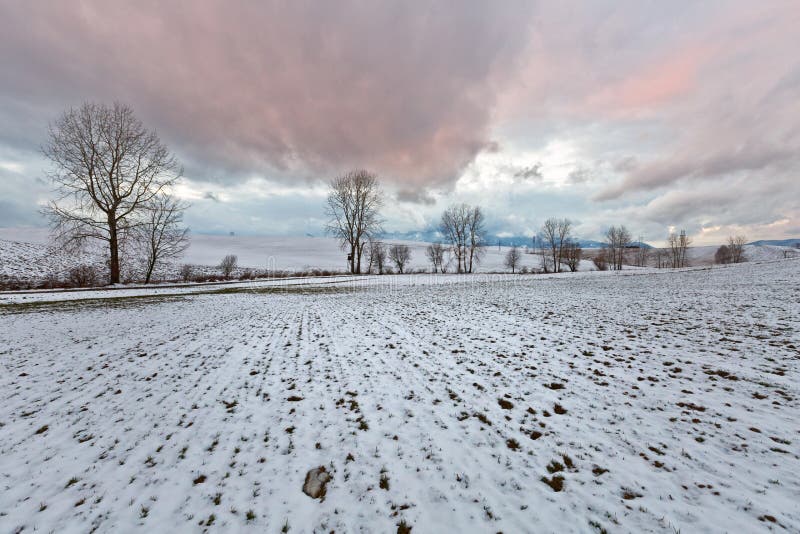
[108,216,120,284]
[350,242,356,274]
[144,257,155,284]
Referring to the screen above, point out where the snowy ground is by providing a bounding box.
[1,260,799,533]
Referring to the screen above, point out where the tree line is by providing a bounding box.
[324,170,707,275]
[43,102,752,284]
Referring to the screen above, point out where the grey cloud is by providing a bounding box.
[396,189,436,206]
[513,163,543,182]
[567,166,591,184]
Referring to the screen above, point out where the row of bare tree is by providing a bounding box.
[326,179,700,276]
[594,228,693,270]
[326,171,491,274]
[364,241,412,274]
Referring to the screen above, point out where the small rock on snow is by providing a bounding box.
[302,466,331,500]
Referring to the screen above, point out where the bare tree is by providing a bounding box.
[425,242,445,273]
[135,194,190,284]
[679,231,692,267]
[43,102,181,284]
[668,230,691,268]
[728,235,747,263]
[540,218,572,272]
[632,236,649,267]
[440,203,486,274]
[440,204,468,273]
[605,225,631,270]
[388,244,411,273]
[563,240,582,272]
[540,219,558,272]
[466,206,487,273]
[504,245,522,273]
[367,239,387,274]
[219,254,238,279]
[325,170,383,274]
[537,238,553,273]
[715,244,732,264]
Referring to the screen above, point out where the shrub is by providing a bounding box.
[180,264,193,282]
[68,265,98,287]
[219,255,238,279]
[592,251,608,271]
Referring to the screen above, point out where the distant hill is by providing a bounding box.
[747,238,800,247]
[379,229,443,243]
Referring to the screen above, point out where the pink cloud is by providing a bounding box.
[0,1,534,188]
[587,44,717,113]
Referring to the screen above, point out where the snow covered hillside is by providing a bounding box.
[1,259,798,532]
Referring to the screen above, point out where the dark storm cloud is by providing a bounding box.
[0,0,534,187]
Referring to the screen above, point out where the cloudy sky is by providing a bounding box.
[1,1,799,245]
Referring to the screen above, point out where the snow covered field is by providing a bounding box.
[1,227,564,280]
[3,227,797,286]
[1,260,799,532]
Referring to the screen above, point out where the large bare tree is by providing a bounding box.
[388,244,411,273]
[425,242,445,273]
[668,230,691,268]
[504,245,521,273]
[136,193,190,284]
[540,218,572,273]
[605,225,632,270]
[466,205,487,273]
[440,203,486,273]
[440,204,469,273]
[326,170,383,274]
[367,239,387,274]
[43,102,181,284]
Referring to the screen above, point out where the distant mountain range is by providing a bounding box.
[320,229,800,249]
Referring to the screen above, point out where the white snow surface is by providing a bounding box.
[1,259,799,533]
